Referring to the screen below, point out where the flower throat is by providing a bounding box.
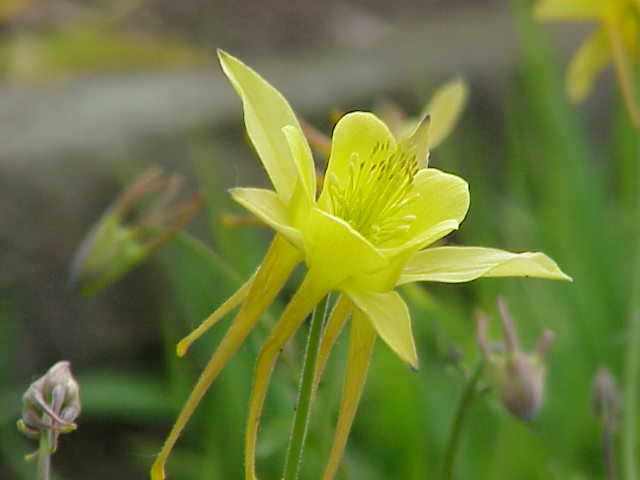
[327,140,420,246]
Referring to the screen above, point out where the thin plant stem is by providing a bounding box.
[282,294,330,480]
[441,361,485,480]
[623,312,640,480]
[603,421,619,480]
[36,430,51,480]
[622,61,640,480]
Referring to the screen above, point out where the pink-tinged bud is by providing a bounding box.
[477,298,554,423]
[592,367,619,426]
[497,352,547,422]
[69,168,202,296]
[18,361,81,455]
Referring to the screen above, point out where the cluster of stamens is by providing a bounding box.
[327,140,420,245]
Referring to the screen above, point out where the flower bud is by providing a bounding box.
[69,168,202,296]
[496,352,547,422]
[18,361,81,456]
[592,366,619,426]
[477,298,554,422]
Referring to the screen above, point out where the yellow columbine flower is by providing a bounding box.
[535,0,640,127]
[151,50,571,480]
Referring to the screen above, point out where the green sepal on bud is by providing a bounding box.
[477,298,554,423]
[18,361,81,458]
[69,168,203,296]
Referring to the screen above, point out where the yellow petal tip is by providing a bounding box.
[150,462,165,480]
[176,339,189,357]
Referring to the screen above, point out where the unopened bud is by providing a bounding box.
[592,367,619,426]
[477,298,554,422]
[497,352,547,422]
[69,168,202,296]
[18,361,81,457]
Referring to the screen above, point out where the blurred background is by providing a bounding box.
[1,0,636,478]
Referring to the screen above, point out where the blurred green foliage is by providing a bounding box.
[1,1,638,479]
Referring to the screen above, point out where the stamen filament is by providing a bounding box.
[327,141,420,245]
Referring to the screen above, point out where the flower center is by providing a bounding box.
[326,140,419,246]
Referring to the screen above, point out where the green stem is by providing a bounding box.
[36,430,51,480]
[624,313,640,480]
[622,132,640,480]
[282,295,329,480]
[441,362,484,480]
[603,421,619,480]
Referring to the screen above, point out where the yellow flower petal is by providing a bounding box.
[397,246,572,285]
[218,50,313,202]
[345,287,418,370]
[176,271,256,357]
[567,28,611,103]
[534,0,601,20]
[321,309,376,480]
[381,168,469,252]
[230,187,303,249]
[320,112,396,208]
[398,114,431,166]
[408,169,469,236]
[244,272,329,480]
[151,235,300,480]
[283,124,316,201]
[420,78,469,149]
[304,207,388,288]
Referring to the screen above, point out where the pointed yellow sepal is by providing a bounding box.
[218,50,313,202]
[397,246,572,285]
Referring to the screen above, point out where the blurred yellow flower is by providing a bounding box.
[384,77,470,149]
[535,0,640,127]
[151,51,570,480]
